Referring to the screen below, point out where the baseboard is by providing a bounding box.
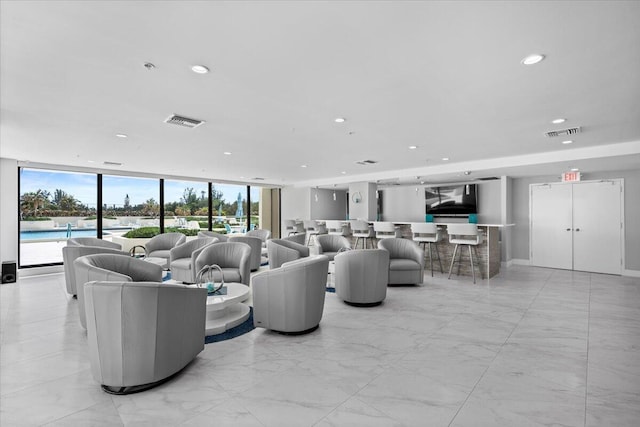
[18,265,64,278]
[622,269,640,278]
[509,258,531,266]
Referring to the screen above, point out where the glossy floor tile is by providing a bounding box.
[1,266,639,426]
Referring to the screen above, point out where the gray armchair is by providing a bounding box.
[63,244,127,296]
[169,237,218,283]
[377,238,425,285]
[246,229,271,247]
[282,233,306,245]
[335,249,389,306]
[194,242,251,285]
[252,255,330,334]
[228,235,263,271]
[67,237,122,250]
[74,254,163,328]
[312,234,351,261]
[144,232,186,261]
[84,281,207,394]
[266,239,310,269]
[197,231,229,242]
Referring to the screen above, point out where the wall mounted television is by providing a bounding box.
[425,184,478,215]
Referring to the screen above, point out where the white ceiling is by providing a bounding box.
[2,1,639,188]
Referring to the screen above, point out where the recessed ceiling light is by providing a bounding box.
[143,62,155,70]
[408,145,418,150]
[87,160,95,163]
[301,164,307,168]
[191,65,210,74]
[223,151,232,155]
[341,171,347,174]
[334,117,346,123]
[552,118,566,124]
[521,54,545,65]
[562,140,573,144]
[570,168,580,172]
[116,133,127,138]
[442,157,450,161]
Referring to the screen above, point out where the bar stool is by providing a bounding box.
[326,220,351,237]
[351,220,375,249]
[447,224,483,284]
[303,220,327,246]
[284,219,304,236]
[373,221,402,241]
[411,222,443,276]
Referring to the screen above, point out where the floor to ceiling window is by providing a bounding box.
[19,168,97,266]
[163,179,209,231]
[213,183,248,234]
[101,175,159,239]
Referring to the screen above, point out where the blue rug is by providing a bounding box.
[205,307,255,344]
[326,286,335,293]
[162,271,172,281]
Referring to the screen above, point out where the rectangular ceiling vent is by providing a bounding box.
[164,114,205,129]
[477,176,500,181]
[103,161,122,166]
[545,127,581,138]
[355,160,378,166]
[251,177,265,181]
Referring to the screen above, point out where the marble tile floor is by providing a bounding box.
[1,266,639,426]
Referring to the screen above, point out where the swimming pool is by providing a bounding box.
[20,228,126,241]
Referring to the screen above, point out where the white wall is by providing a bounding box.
[310,188,347,220]
[379,186,425,222]
[349,182,377,221]
[0,158,18,265]
[280,186,310,231]
[511,169,640,272]
[380,180,504,224]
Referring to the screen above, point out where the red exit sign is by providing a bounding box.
[562,171,581,182]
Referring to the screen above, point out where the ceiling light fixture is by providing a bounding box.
[521,54,545,65]
[116,133,128,138]
[223,151,232,155]
[408,145,418,150]
[191,65,209,74]
[334,117,346,123]
[562,140,573,144]
[442,157,450,161]
[571,168,580,172]
[301,164,307,168]
[341,171,347,174]
[143,62,155,70]
[552,118,566,124]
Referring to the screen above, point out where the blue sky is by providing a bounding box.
[20,169,260,208]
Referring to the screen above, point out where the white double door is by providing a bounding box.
[530,180,623,275]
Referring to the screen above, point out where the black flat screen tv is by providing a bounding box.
[425,184,478,215]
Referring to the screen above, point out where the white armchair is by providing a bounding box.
[252,255,330,334]
[266,239,310,269]
[377,238,425,285]
[144,232,186,261]
[84,281,207,394]
[169,237,218,283]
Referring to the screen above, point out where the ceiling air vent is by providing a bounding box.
[252,177,265,181]
[103,161,122,166]
[164,114,205,129]
[545,127,581,138]
[477,176,500,181]
[355,160,378,166]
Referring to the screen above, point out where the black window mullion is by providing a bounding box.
[159,179,165,233]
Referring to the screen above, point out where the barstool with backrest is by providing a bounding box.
[411,223,443,276]
[447,223,483,284]
[303,220,327,246]
[326,220,351,237]
[373,221,402,242]
[351,220,375,249]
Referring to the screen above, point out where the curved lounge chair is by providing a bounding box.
[84,281,207,394]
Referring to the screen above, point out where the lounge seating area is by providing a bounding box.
[3,2,639,425]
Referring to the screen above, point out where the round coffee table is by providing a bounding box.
[204,283,251,336]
